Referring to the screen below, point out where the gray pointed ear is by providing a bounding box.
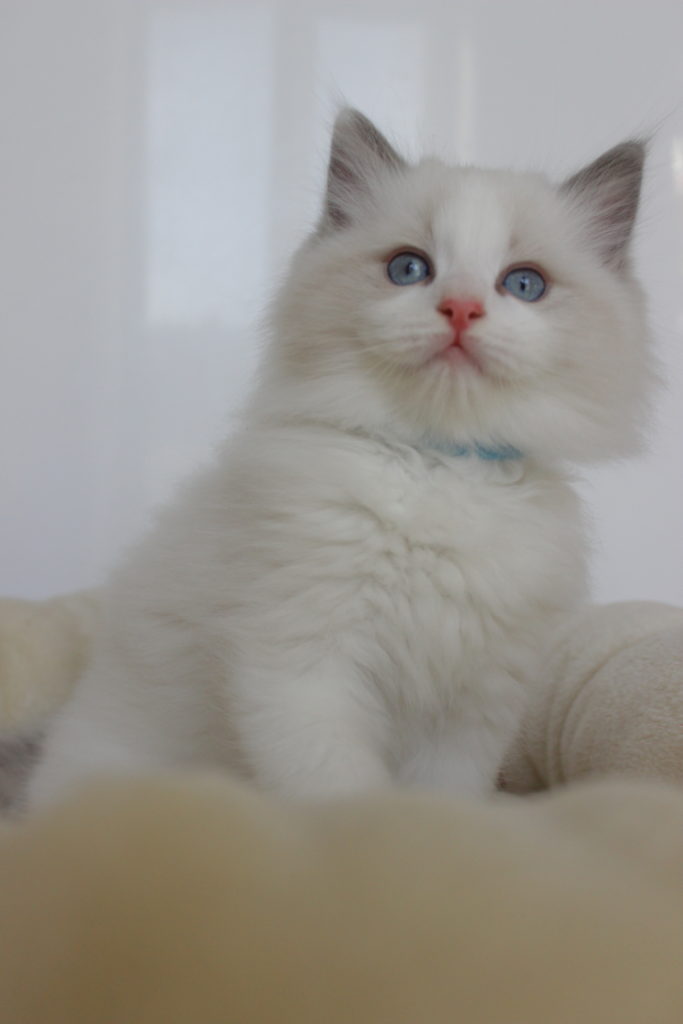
[321,109,408,231]
[561,141,645,270]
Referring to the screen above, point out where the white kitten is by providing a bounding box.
[28,110,652,808]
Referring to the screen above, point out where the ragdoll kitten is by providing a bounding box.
[28,110,651,808]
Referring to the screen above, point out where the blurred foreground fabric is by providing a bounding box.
[0,773,683,1023]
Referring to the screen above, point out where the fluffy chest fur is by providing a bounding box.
[181,428,586,714]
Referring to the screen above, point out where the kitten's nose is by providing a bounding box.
[438,298,485,331]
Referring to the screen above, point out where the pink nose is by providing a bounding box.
[438,298,485,332]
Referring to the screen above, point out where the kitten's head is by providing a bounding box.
[268,109,653,461]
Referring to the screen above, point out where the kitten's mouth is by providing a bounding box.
[430,332,484,374]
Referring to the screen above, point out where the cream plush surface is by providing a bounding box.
[0,591,98,735]
[503,600,683,791]
[1,773,683,1024]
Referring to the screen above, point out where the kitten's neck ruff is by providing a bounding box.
[257,410,525,465]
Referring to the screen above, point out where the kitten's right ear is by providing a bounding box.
[320,109,407,232]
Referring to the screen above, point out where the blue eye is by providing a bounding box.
[501,267,546,302]
[387,251,432,286]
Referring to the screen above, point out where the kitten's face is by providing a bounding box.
[271,112,652,461]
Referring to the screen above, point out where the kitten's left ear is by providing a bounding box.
[320,109,408,232]
[561,140,645,270]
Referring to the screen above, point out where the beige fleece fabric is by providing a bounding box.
[0,772,683,1024]
[0,591,98,735]
[503,601,683,792]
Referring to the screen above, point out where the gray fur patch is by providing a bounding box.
[321,109,407,231]
[561,141,645,268]
[0,734,43,816]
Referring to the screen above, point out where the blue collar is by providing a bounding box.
[424,439,524,462]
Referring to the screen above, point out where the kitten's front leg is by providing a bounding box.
[398,730,498,798]
[230,657,391,799]
[397,685,525,799]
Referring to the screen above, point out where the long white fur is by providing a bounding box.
[27,111,652,807]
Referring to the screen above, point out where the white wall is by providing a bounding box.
[2,0,682,604]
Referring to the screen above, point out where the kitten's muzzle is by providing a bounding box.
[438,297,485,350]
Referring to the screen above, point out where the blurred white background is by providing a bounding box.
[1,0,682,603]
